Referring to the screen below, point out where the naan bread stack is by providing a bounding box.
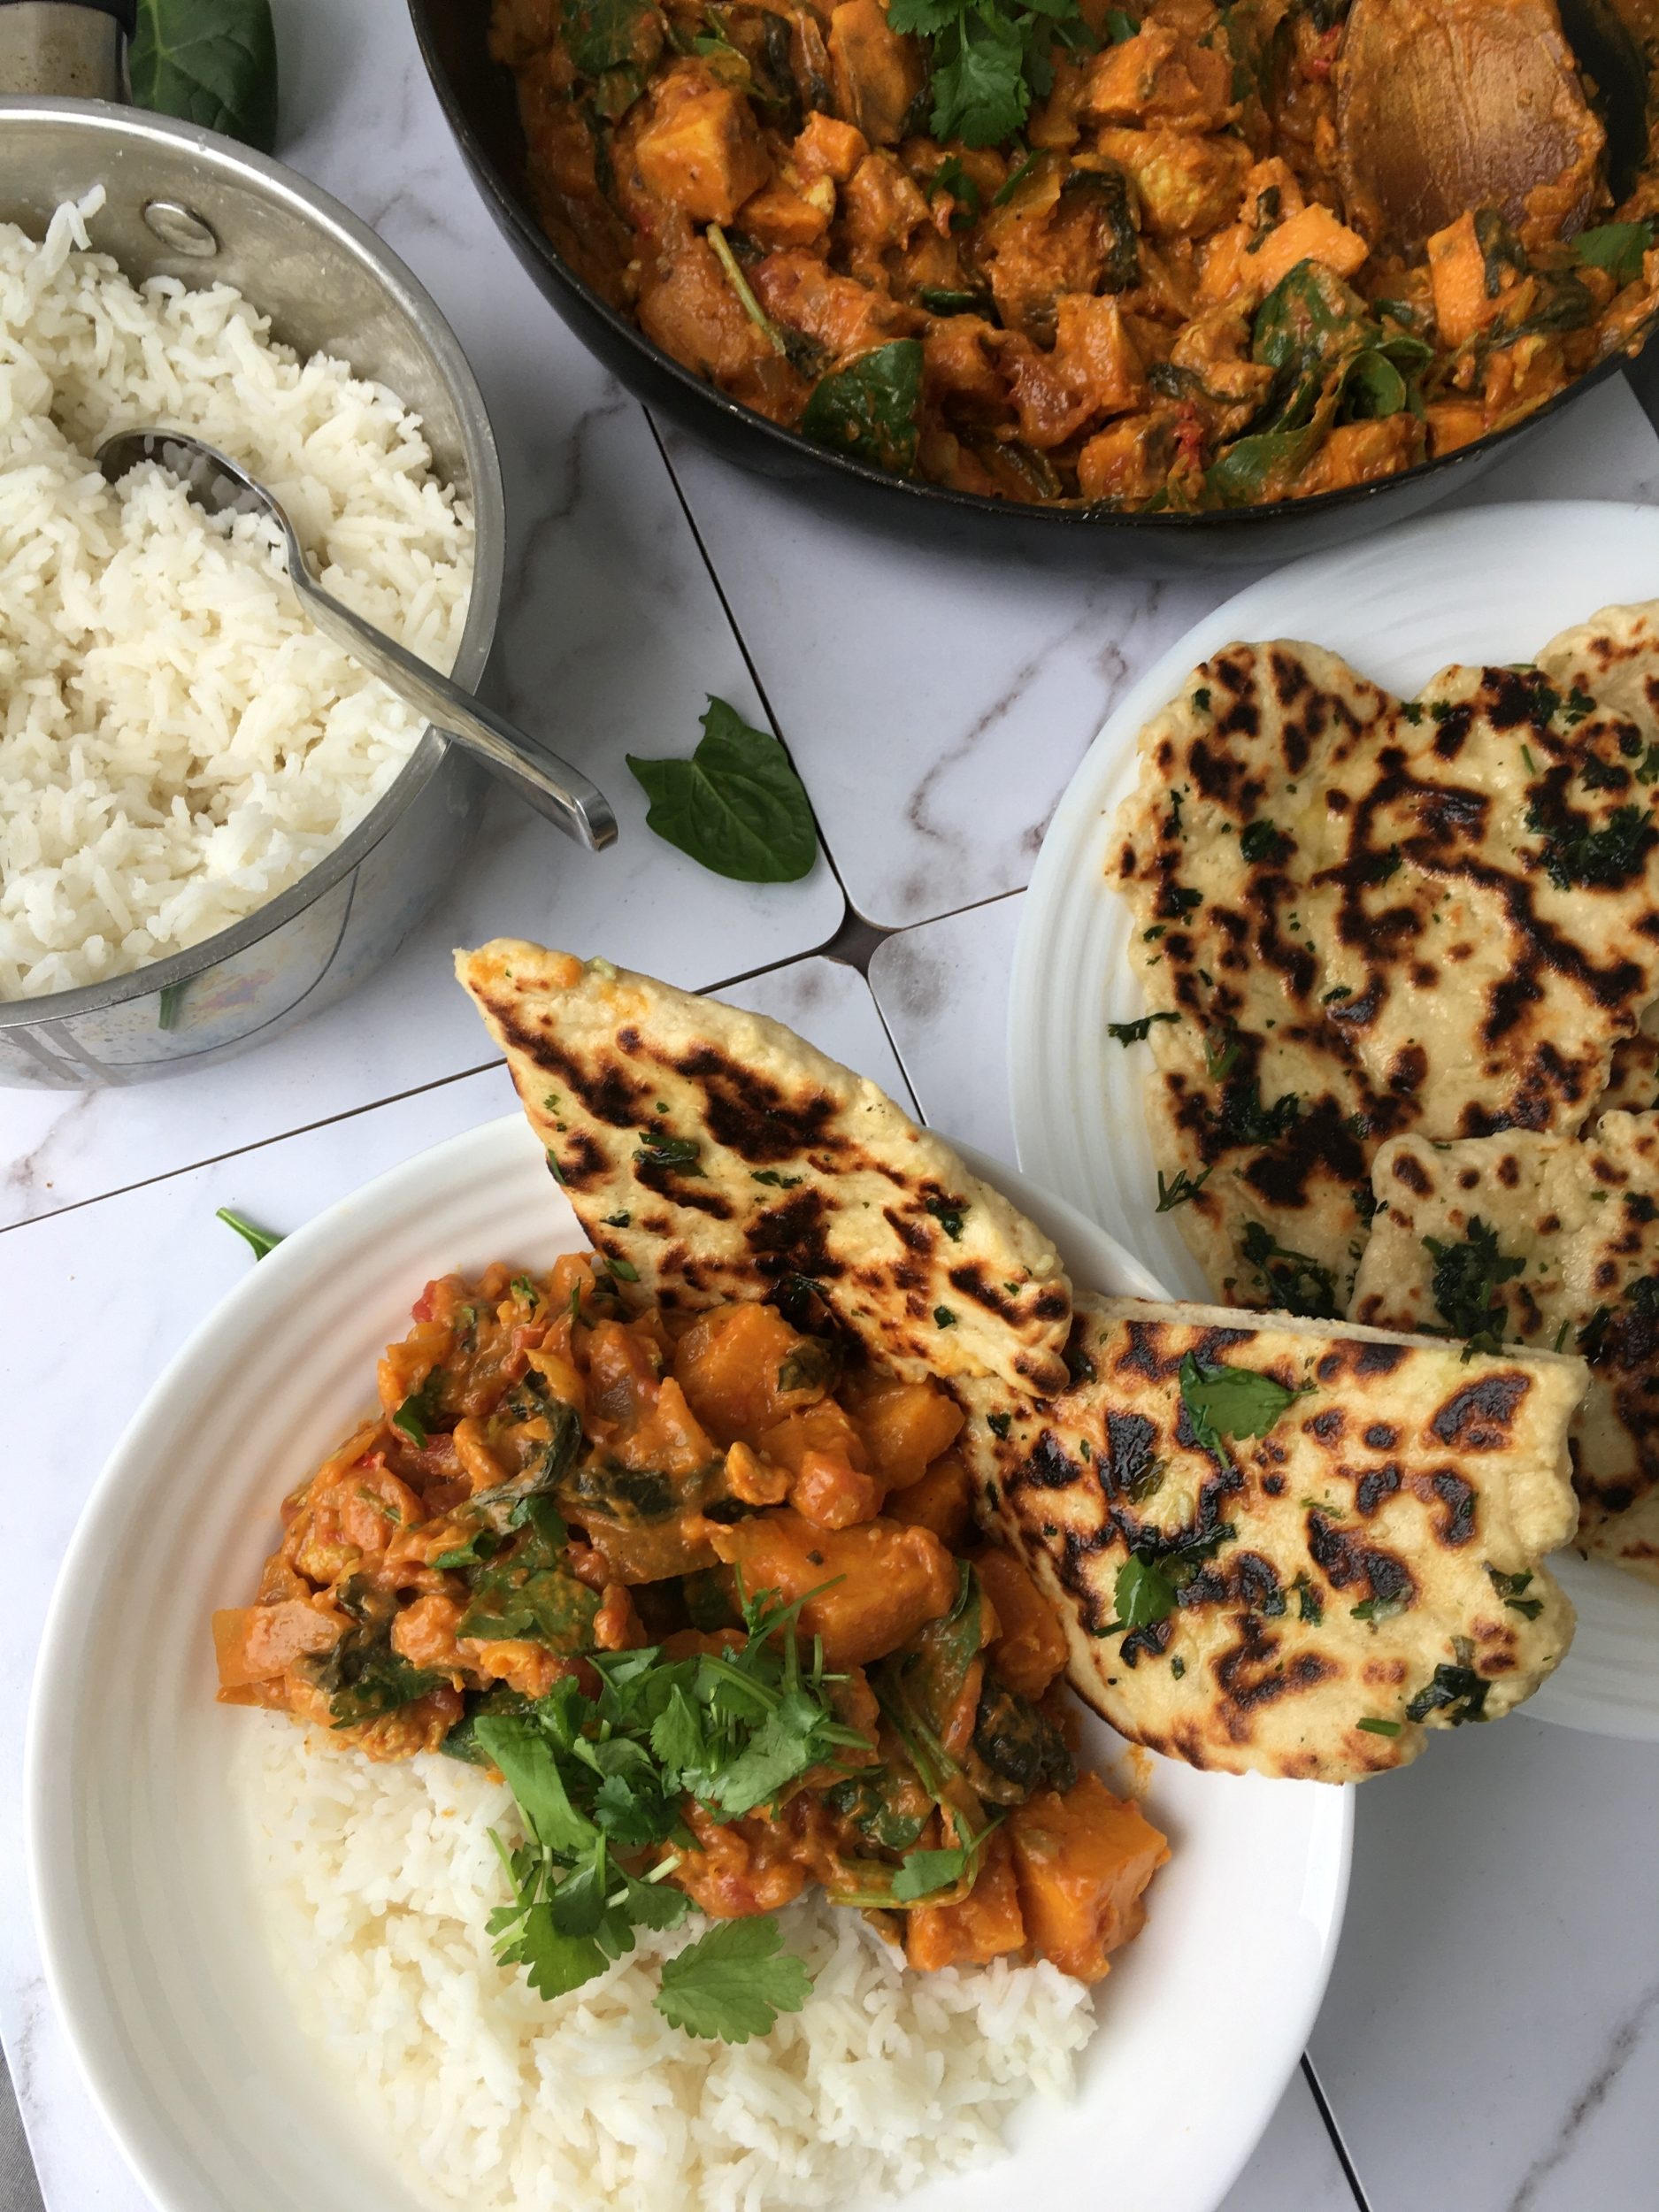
[1111,600,1659,1586]
[460,941,1589,1783]
[1111,609,1659,1317]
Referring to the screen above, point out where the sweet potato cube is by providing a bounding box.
[827,0,926,147]
[974,1546,1069,1700]
[1427,209,1502,348]
[792,1450,883,1530]
[793,111,869,185]
[1010,1774,1170,1983]
[905,1832,1026,1970]
[674,1302,807,1443]
[635,83,771,225]
[760,1400,869,1475]
[709,1509,957,1666]
[738,177,833,249]
[1250,203,1368,296]
[885,1446,976,1548]
[213,1601,341,1694]
[851,1379,964,1488]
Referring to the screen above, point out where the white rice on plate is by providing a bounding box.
[237,1714,1097,2212]
[0,190,473,1000]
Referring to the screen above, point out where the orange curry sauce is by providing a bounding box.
[489,0,1659,506]
[215,1256,1168,1982]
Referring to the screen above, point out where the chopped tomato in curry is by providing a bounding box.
[488,0,1659,508]
[215,1256,1168,1983]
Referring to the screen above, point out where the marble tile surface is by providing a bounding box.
[869,892,1024,1162]
[663,373,1659,930]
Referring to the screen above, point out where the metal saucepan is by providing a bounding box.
[410,0,1657,574]
[0,97,508,1088]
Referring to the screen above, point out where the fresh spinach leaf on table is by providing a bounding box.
[628,697,818,883]
[130,0,279,153]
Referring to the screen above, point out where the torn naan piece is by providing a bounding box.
[1112,634,1659,1313]
[457,941,1073,1397]
[960,1295,1585,1780]
[1352,1115,1659,1584]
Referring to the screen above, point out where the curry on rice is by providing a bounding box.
[215,1255,1168,1989]
[488,0,1659,508]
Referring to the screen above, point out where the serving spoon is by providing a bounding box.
[96,429,618,853]
[1335,0,1649,255]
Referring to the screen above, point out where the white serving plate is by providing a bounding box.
[1009,499,1659,1741]
[27,1113,1349,2212]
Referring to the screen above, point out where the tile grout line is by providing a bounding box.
[0,1056,502,1240]
[1301,2053,1377,2212]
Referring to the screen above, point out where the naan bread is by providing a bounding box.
[457,941,1073,1396]
[1352,1115,1659,1583]
[960,1295,1585,1780]
[1112,633,1659,1313]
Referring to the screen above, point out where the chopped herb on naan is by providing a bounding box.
[1353,1114,1659,1584]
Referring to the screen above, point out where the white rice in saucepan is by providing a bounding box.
[237,1715,1097,2212]
[0,190,473,999]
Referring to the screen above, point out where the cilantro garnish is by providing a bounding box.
[1179,1352,1302,1469]
[635,1133,704,1176]
[1240,1220,1339,1319]
[654,1916,812,2042]
[1095,1520,1236,1635]
[1109,1010,1179,1045]
[1404,1663,1489,1726]
[1525,797,1655,891]
[1356,1717,1402,1737]
[467,1578,875,2037]
[1486,1565,1543,1622]
[511,1274,541,1305]
[887,0,1094,149]
[1423,1217,1524,1356]
[392,1370,445,1448]
[1350,1594,1409,1628]
[216,1206,283,1260]
[752,1170,805,1189]
[1239,819,1287,864]
[933,1304,958,1328]
[924,1194,967,1239]
[1156,1164,1212,1212]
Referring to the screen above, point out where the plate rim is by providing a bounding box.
[1007,496,1659,1741]
[26,1111,1352,2212]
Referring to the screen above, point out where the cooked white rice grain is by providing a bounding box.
[0,188,473,999]
[236,1715,1096,2212]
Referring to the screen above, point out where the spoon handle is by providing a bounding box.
[285,553,618,853]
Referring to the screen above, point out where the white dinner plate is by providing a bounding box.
[28,1113,1349,2212]
[1009,498,1659,1742]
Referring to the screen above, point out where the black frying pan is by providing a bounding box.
[409,0,1655,575]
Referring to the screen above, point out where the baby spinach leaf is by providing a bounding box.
[216,1206,283,1260]
[1179,1352,1302,1466]
[130,0,279,152]
[1575,219,1654,288]
[628,697,818,884]
[800,339,926,474]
